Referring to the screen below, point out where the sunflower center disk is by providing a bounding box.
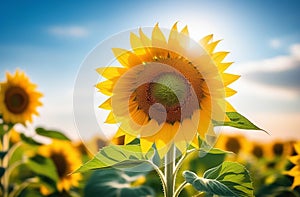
[151,73,188,107]
[51,152,68,178]
[4,86,29,114]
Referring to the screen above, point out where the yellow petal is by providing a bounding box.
[289,155,300,165]
[200,34,213,46]
[178,25,190,50]
[115,128,126,137]
[112,48,142,67]
[105,111,117,124]
[99,98,112,110]
[96,67,126,80]
[294,143,300,154]
[180,25,189,36]
[225,87,237,97]
[152,23,167,48]
[222,73,240,86]
[130,32,150,58]
[217,62,233,72]
[131,110,149,125]
[96,80,114,96]
[125,134,136,144]
[140,138,153,154]
[139,28,151,46]
[198,110,211,138]
[155,123,173,148]
[168,22,179,49]
[205,40,221,54]
[226,101,236,112]
[292,176,300,189]
[212,51,229,63]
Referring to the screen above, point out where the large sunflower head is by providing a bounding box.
[96,23,239,157]
[39,140,82,192]
[0,70,43,124]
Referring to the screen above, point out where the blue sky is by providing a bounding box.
[1,0,300,141]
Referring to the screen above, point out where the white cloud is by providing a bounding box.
[233,43,300,74]
[269,39,281,49]
[48,26,89,38]
[290,44,300,59]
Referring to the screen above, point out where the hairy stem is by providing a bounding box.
[174,181,188,197]
[165,144,175,197]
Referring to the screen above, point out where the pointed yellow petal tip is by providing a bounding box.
[200,34,214,45]
[180,25,189,35]
[171,22,178,31]
[140,138,153,155]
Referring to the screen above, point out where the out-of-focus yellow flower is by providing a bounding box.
[0,70,42,124]
[9,128,21,145]
[249,142,265,159]
[265,140,293,159]
[286,142,300,189]
[215,134,249,155]
[39,140,82,192]
[40,185,52,196]
[97,23,239,157]
[110,135,125,145]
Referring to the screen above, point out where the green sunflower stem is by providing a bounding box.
[1,130,11,197]
[165,144,176,197]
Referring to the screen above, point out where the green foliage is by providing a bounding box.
[20,133,42,145]
[26,155,59,182]
[35,127,70,141]
[183,161,253,197]
[0,122,14,137]
[75,145,154,173]
[214,112,265,132]
[84,168,155,197]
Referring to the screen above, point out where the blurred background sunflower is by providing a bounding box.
[38,140,82,194]
[0,70,42,124]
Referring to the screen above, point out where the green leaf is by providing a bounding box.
[75,145,154,173]
[35,127,70,141]
[0,122,14,137]
[20,133,42,145]
[26,155,59,182]
[199,147,233,157]
[183,161,254,197]
[84,168,155,197]
[214,112,266,132]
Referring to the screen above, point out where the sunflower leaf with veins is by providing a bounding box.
[75,145,155,173]
[183,161,254,197]
[213,112,267,133]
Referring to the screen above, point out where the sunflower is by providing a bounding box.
[264,140,293,159]
[249,142,265,159]
[215,134,250,159]
[0,70,42,124]
[286,142,300,189]
[39,140,82,192]
[96,23,239,157]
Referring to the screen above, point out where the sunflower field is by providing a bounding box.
[1,23,300,197]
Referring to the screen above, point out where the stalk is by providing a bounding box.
[165,144,175,197]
